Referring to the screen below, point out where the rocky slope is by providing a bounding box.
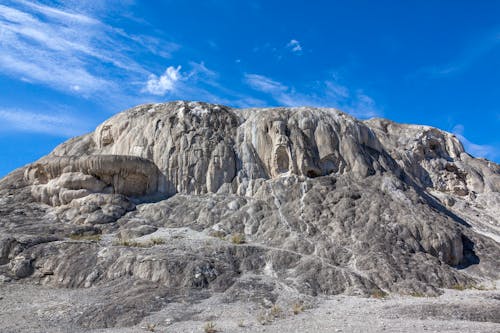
[0,101,499,330]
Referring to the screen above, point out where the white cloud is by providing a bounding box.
[143,66,182,96]
[286,39,302,53]
[243,73,381,118]
[0,108,90,137]
[452,125,499,160]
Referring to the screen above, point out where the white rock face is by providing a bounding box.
[37,102,498,208]
[1,101,499,329]
[40,103,402,192]
[25,155,165,206]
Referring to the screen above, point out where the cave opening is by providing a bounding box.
[275,146,289,174]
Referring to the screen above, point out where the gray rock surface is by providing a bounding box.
[0,101,499,331]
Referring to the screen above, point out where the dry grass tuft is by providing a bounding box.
[292,302,304,315]
[203,321,218,333]
[450,284,467,291]
[149,237,165,245]
[209,230,226,240]
[370,290,388,299]
[230,232,245,244]
[270,304,282,318]
[142,323,157,332]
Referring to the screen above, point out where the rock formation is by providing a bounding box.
[0,101,499,329]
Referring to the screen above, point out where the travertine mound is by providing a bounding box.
[26,155,165,206]
[0,101,499,329]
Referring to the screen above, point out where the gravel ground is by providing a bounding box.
[1,281,499,333]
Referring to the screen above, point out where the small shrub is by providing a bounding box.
[292,302,304,315]
[409,292,426,297]
[257,311,272,325]
[371,290,388,299]
[149,237,165,245]
[472,284,487,291]
[451,284,467,291]
[270,304,282,318]
[230,233,245,244]
[257,304,283,325]
[209,230,226,240]
[237,320,245,327]
[113,237,165,247]
[203,321,217,333]
[69,234,101,242]
[143,323,156,332]
[113,239,145,247]
[469,283,495,291]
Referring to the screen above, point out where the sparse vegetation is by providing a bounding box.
[472,284,488,290]
[142,323,157,332]
[209,230,226,240]
[237,320,245,327]
[292,302,304,315]
[69,234,101,242]
[149,237,165,245]
[450,283,495,291]
[257,303,285,325]
[203,321,218,333]
[370,290,388,299]
[113,239,146,247]
[450,284,467,291]
[270,304,282,318]
[113,237,165,247]
[409,292,426,297]
[257,311,272,325]
[230,232,245,244]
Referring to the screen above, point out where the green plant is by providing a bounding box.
[203,321,217,333]
[230,232,245,244]
[69,234,101,242]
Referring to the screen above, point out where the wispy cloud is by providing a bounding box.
[286,39,303,54]
[453,124,499,160]
[417,29,500,78]
[244,74,288,94]
[142,63,267,108]
[244,73,381,118]
[0,108,91,137]
[0,1,178,96]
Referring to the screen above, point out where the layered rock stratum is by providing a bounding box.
[0,101,499,331]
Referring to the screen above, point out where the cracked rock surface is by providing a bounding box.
[0,101,499,331]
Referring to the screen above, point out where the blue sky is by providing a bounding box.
[1,0,499,177]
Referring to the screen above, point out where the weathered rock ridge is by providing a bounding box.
[1,101,499,329]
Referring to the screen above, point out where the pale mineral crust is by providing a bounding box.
[0,101,499,329]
